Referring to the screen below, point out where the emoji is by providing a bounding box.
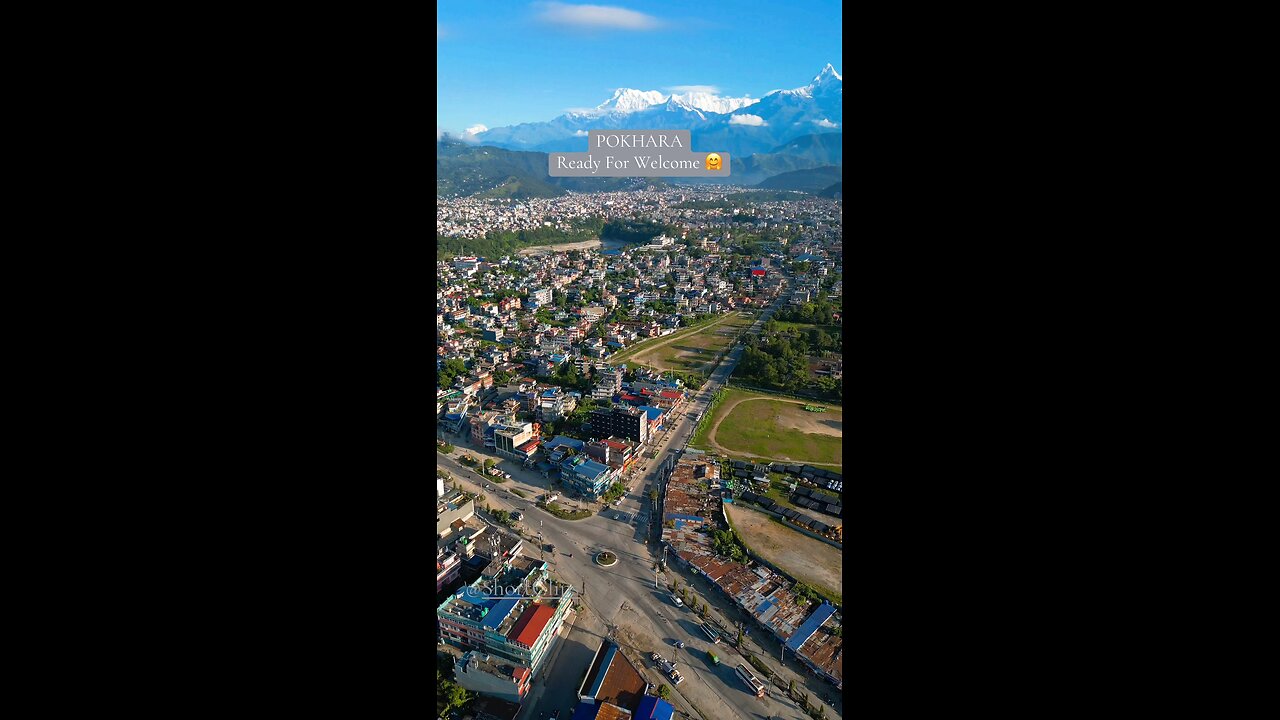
[705,153,722,171]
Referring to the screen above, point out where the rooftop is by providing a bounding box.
[506,601,557,648]
[580,641,647,711]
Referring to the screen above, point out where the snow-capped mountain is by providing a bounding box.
[580,87,758,116]
[593,88,666,114]
[472,65,841,157]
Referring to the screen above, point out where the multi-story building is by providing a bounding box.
[559,454,617,498]
[437,558,575,674]
[584,436,641,472]
[530,287,553,305]
[494,419,540,463]
[437,493,476,539]
[589,406,651,445]
[453,651,532,705]
[437,547,462,593]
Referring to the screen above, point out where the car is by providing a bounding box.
[675,640,685,649]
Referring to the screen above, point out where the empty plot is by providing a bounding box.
[725,503,842,602]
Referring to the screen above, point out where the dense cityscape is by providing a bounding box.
[438,185,843,720]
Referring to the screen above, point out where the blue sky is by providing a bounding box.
[437,0,842,134]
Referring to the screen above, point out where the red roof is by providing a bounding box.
[517,440,539,452]
[513,667,531,683]
[603,440,628,451]
[507,602,556,648]
[659,390,683,400]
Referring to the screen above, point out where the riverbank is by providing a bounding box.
[517,238,602,256]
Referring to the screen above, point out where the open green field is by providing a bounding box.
[605,313,728,365]
[702,388,843,467]
[631,312,755,373]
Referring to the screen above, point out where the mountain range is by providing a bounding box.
[470,64,842,158]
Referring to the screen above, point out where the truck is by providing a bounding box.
[736,663,766,698]
[707,650,721,666]
[669,669,684,686]
[654,655,677,675]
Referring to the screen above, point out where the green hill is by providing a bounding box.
[766,132,842,165]
[815,181,842,198]
[437,137,661,198]
[756,165,842,192]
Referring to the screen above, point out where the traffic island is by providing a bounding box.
[595,551,618,567]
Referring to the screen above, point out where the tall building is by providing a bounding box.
[589,406,650,445]
[530,287,553,305]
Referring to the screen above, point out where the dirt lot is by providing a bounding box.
[725,504,842,599]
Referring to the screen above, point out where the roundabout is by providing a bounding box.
[595,551,618,567]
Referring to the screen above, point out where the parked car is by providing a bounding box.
[674,640,685,649]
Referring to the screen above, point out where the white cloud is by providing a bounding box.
[534,2,663,30]
[574,130,589,136]
[816,118,838,128]
[729,114,767,127]
[465,124,489,136]
[665,85,720,94]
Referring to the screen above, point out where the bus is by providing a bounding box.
[700,622,721,643]
[736,663,766,698]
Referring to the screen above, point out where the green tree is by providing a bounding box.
[484,458,497,471]
[656,684,671,700]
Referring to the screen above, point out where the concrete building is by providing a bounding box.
[437,553,574,661]
[494,419,540,463]
[437,547,462,593]
[453,650,532,705]
[589,406,650,445]
[437,494,476,539]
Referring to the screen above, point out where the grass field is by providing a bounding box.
[605,313,729,365]
[706,388,843,466]
[631,312,754,373]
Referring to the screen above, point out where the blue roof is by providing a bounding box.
[445,413,463,421]
[550,354,566,362]
[786,601,837,651]
[577,460,609,478]
[636,696,674,720]
[481,597,521,630]
[542,389,559,397]
[637,406,665,422]
[795,253,824,262]
[571,704,598,720]
[544,436,585,450]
